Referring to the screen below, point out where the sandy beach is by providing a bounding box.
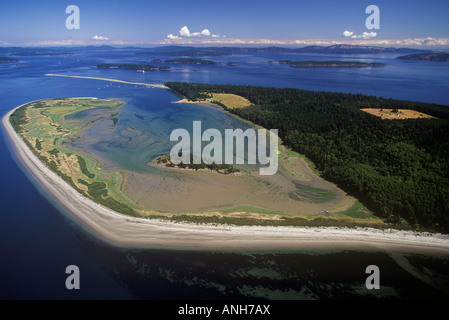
[3,104,449,254]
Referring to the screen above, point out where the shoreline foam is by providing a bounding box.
[3,101,449,254]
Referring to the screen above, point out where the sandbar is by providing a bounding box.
[3,103,449,254]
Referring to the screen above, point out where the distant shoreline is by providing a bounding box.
[279,60,386,68]
[3,100,449,254]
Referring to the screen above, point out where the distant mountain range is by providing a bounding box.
[135,44,428,56]
[0,44,430,57]
[0,47,75,56]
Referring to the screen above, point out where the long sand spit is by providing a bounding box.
[3,102,449,254]
[45,74,168,89]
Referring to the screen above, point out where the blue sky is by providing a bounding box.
[0,0,448,47]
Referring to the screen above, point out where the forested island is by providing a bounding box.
[156,155,240,175]
[0,57,19,63]
[97,63,159,71]
[397,52,449,61]
[164,58,217,65]
[279,60,386,67]
[166,82,449,232]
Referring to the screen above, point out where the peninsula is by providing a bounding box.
[3,102,449,253]
[397,52,449,61]
[3,76,449,252]
[279,60,386,67]
[0,57,19,63]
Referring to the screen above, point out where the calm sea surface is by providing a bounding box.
[1,48,448,299]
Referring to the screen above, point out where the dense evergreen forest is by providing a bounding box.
[165,82,449,231]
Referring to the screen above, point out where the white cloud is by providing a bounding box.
[91,35,109,41]
[361,31,377,39]
[180,25,201,37]
[159,34,448,47]
[180,26,193,37]
[342,31,377,39]
[167,34,180,40]
[167,26,222,39]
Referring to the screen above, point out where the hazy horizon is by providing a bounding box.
[1,0,448,49]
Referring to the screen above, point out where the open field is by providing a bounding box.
[205,93,252,109]
[174,93,251,109]
[361,108,436,119]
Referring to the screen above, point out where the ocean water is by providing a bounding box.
[1,48,449,300]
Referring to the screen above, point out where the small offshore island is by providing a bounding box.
[155,155,241,175]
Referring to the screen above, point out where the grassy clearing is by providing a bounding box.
[205,93,252,109]
[361,108,436,120]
